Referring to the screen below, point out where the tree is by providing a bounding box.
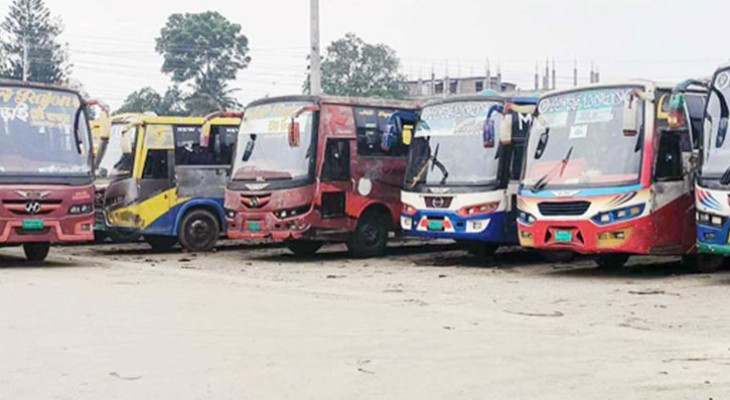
[307,33,407,99]
[115,86,186,116]
[0,0,69,84]
[155,12,250,115]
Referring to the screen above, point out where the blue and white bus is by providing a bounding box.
[400,93,538,257]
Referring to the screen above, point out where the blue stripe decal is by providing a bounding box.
[519,184,645,199]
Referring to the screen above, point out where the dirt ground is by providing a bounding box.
[0,240,729,400]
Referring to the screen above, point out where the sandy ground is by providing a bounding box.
[0,240,729,400]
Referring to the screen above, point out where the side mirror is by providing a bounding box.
[201,122,212,148]
[535,131,549,160]
[402,124,413,146]
[288,118,301,147]
[623,96,641,137]
[381,116,400,152]
[500,114,514,145]
[667,93,686,130]
[200,111,243,148]
[482,117,496,148]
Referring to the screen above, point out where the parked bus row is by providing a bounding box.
[1,64,729,270]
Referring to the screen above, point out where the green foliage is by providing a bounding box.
[308,33,407,99]
[155,11,250,114]
[115,86,187,116]
[0,0,69,84]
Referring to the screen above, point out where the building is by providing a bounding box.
[405,76,518,98]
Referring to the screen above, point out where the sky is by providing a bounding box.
[35,0,730,110]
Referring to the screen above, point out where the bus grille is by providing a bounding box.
[538,201,591,216]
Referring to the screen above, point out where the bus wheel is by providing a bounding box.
[540,251,575,263]
[682,254,724,273]
[23,243,50,262]
[179,209,220,252]
[347,211,390,258]
[595,253,630,270]
[457,240,498,259]
[285,240,324,257]
[144,235,178,251]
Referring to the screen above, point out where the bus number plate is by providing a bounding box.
[23,220,44,231]
[428,220,444,231]
[248,221,261,232]
[555,231,573,242]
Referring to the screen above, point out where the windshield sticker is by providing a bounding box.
[539,111,569,128]
[574,107,613,124]
[539,88,633,114]
[145,125,174,149]
[0,87,80,129]
[570,125,588,139]
[242,102,311,134]
[417,101,497,138]
[715,71,730,91]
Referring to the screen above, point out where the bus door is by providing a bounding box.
[174,124,238,201]
[653,93,695,249]
[502,105,534,242]
[137,124,176,233]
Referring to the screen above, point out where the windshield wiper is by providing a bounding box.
[531,146,574,193]
[431,144,449,185]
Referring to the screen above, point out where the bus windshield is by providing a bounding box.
[405,100,501,188]
[232,101,316,183]
[0,85,91,176]
[96,122,126,179]
[703,69,730,179]
[523,86,644,191]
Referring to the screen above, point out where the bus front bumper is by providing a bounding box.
[400,210,512,243]
[0,216,94,244]
[517,216,654,255]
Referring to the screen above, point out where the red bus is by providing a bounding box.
[224,95,420,257]
[0,81,100,261]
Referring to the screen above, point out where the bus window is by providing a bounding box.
[175,125,237,166]
[355,107,408,157]
[142,150,170,179]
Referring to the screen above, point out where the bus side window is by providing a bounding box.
[354,107,409,157]
[655,133,683,181]
[322,139,350,182]
[142,150,170,180]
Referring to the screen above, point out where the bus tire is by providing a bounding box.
[595,253,630,270]
[347,211,390,258]
[144,235,178,251]
[285,240,324,256]
[682,254,724,273]
[178,209,220,252]
[23,243,50,262]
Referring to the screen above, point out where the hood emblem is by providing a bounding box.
[551,190,581,198]
[246,183,270,191]
[25,201,41,215]
[16,190,50,200]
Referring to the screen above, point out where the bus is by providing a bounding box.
[224,95,420,257]
[681,64,730,271]
[517,81,707,269]
[100,114,242,251]
[0,81,100,261]
[400,94,538,257]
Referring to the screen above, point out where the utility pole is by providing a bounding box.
[309,0,322,95]
[22,39,29,82]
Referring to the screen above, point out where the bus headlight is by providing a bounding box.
[69,204,93,215]
[518,210,536,225]
[592,204,645,226]
[697,211,726,227]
